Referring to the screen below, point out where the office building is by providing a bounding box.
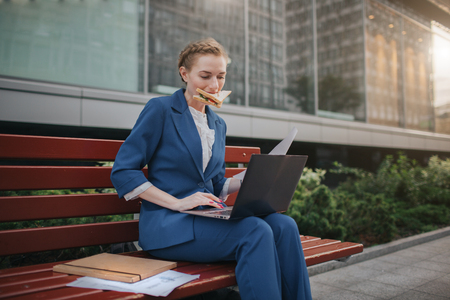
[1,0,449,175]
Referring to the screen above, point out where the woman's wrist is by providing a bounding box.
[139,186,180,211]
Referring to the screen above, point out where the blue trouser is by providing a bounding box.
[148,213,312,300]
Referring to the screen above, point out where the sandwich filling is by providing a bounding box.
[198,93,218,105]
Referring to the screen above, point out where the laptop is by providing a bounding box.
[182,154,308,220]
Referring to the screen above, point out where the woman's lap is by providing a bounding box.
[148,213,298,263]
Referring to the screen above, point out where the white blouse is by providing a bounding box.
[124,107,230,201]
[188,106,215,172]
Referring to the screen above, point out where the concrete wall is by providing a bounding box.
[1,77,449,153]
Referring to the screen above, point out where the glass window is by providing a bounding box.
[249,12,258,32]
[317,0,365,121]
[249,1,286,110]
[261,0,270,13]
[365,0,442,133]
[0,0,143,92]
[147,0,245,105]
[249,0,315,114]
[403,18,433,131]
[260,16,271,36]
[433,24,450,134]
[365,0,403,127]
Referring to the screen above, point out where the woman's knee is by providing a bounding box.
[264,213,299,236]
[235,217,275,244]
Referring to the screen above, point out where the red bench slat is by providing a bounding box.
[73,290,143,300]
[0,166,114,191]
[0,275,79,299]
[302,239,341,250]
[224,146,260,163]
[0,271,67,288]
[0,194,140,222]
[0,166,246,191]
[9,287,103,300]
[300,235,322,242]
[0,134,122,161]
[0,262,58,279]
[0,134,259,163]
[0,221,139,257]
[304,242,364,266]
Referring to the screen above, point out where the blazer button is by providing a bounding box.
[198,182,205,188]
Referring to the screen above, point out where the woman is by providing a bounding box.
[111,38,312,300]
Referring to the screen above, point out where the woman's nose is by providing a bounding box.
[209,77,219,91]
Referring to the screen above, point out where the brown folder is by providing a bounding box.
[53,253,177,283]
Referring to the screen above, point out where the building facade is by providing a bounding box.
[1,0,449,175]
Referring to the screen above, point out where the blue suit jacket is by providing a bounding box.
[111,89,227,250]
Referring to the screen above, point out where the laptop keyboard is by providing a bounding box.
[207,210,231,216]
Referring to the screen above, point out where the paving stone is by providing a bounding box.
[313,289,382,300]
[390,265,446,280]
[325,264,386,280]
[428,251,450,264]
[409,243,450,255]
[413,275,450,298]
[390,290,449,300]
[372,272,430,288]
[356,258,404,273]
[309,232,450,300]
[394,248,437,260]
[310,281,340,300]
[376,252,423,266]
[411,260,450,273]
[346,280,407,299]
[310,272,366,289]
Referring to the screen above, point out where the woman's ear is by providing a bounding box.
[179,66,189,83]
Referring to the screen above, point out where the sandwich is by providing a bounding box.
[193,88,232,108]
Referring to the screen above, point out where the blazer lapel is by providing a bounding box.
[171,90,204,178]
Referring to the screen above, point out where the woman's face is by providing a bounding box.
[180,54,227,108]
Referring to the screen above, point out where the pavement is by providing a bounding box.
[308,227,450,300]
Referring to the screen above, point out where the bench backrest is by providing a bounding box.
[0,134,260,257]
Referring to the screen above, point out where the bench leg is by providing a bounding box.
[335,255,352,263]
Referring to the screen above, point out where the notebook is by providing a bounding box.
[182,154,308,220]
[53,253,176,283]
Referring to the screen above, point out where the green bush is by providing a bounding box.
[394,204,450,236]
[286,154,450,247]
[335,191,396,245]
[287,184,346,241]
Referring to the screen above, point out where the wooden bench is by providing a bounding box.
[0,133,363,299]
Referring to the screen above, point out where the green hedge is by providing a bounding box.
[286,154,450,246]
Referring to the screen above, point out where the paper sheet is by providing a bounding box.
[233,127,298,180]
[67,270,199,297]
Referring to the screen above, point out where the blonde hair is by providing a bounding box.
[178,38,228,83]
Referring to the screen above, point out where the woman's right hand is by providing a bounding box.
[176,192,224,211]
